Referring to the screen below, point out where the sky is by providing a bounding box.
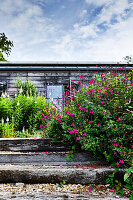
[0,0,133,62]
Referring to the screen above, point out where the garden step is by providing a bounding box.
[0,165,124,184]
[0,151,103,165]
[0,138,71,152]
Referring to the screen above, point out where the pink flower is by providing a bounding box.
[89,110,93,113]
[39,125,43,128]
[84,133,87,136]
[35,124,36,127]
[119,160,124,164]
[76,137,79,140]
[114,152,116,155]
[113,144,118,147]
[120,145,123,149]
[88,121,93,123]
[101,101,104,104]
[112,139,117,143]
[71,124,75,127]
[125,99,129,101]
[115,128,119,130]
[108,114,111,117]
[70,131,74,133]
[67,128,71,131]
[97,124,101,127]
[117,118,122,121]
[116,162,119,166]
[65,118,68,120]
[69,113,73,115]
[129,128,133,130]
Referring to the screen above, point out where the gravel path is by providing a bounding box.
[0,183,131,200]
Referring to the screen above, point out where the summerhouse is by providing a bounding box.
[0,62,132,107]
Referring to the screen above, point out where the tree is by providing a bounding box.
[123,55,133,64]
[0,33,14,61]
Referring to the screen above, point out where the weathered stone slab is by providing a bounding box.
[0,165,125,184]
[0,138,71,152]
[0,152,99,165]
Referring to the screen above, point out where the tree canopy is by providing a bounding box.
[0,33,14,61]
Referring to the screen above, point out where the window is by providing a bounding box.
[47,85,63,109]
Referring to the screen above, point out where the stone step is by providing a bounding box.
[0,138,71,152]
[0,151,102,165]
[0,165,124,184]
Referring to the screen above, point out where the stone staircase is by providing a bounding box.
[0,138,100,165]
[0,138,124,185]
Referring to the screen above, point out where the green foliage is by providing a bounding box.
[124,166,133,190]
[0,33,13,61]
[0,96,13,120]
[15,78,38,97]
[12,94,49,132]
[0,79,50,136]
[41,70,133,166]
[106,172,124,195]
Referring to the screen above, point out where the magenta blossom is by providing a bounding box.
[119,160,124,164]
[76,137,79,140]
[117,118,122,121]
[112,140,117,143]
[88,121,93,123]
[71,124,75,127]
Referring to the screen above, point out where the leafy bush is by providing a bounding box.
[40,69,133,165]
[12,94,49,132]
[0,96,13,121]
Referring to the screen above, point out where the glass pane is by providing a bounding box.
[47,85,63,99]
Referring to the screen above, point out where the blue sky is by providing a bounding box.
[0,0,133,62]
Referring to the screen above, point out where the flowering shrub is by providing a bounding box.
[41,69,133,165]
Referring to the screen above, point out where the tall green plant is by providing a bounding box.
[15,78,38,97]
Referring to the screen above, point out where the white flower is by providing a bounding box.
[1,118,4,124]
[6,117,9,122]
